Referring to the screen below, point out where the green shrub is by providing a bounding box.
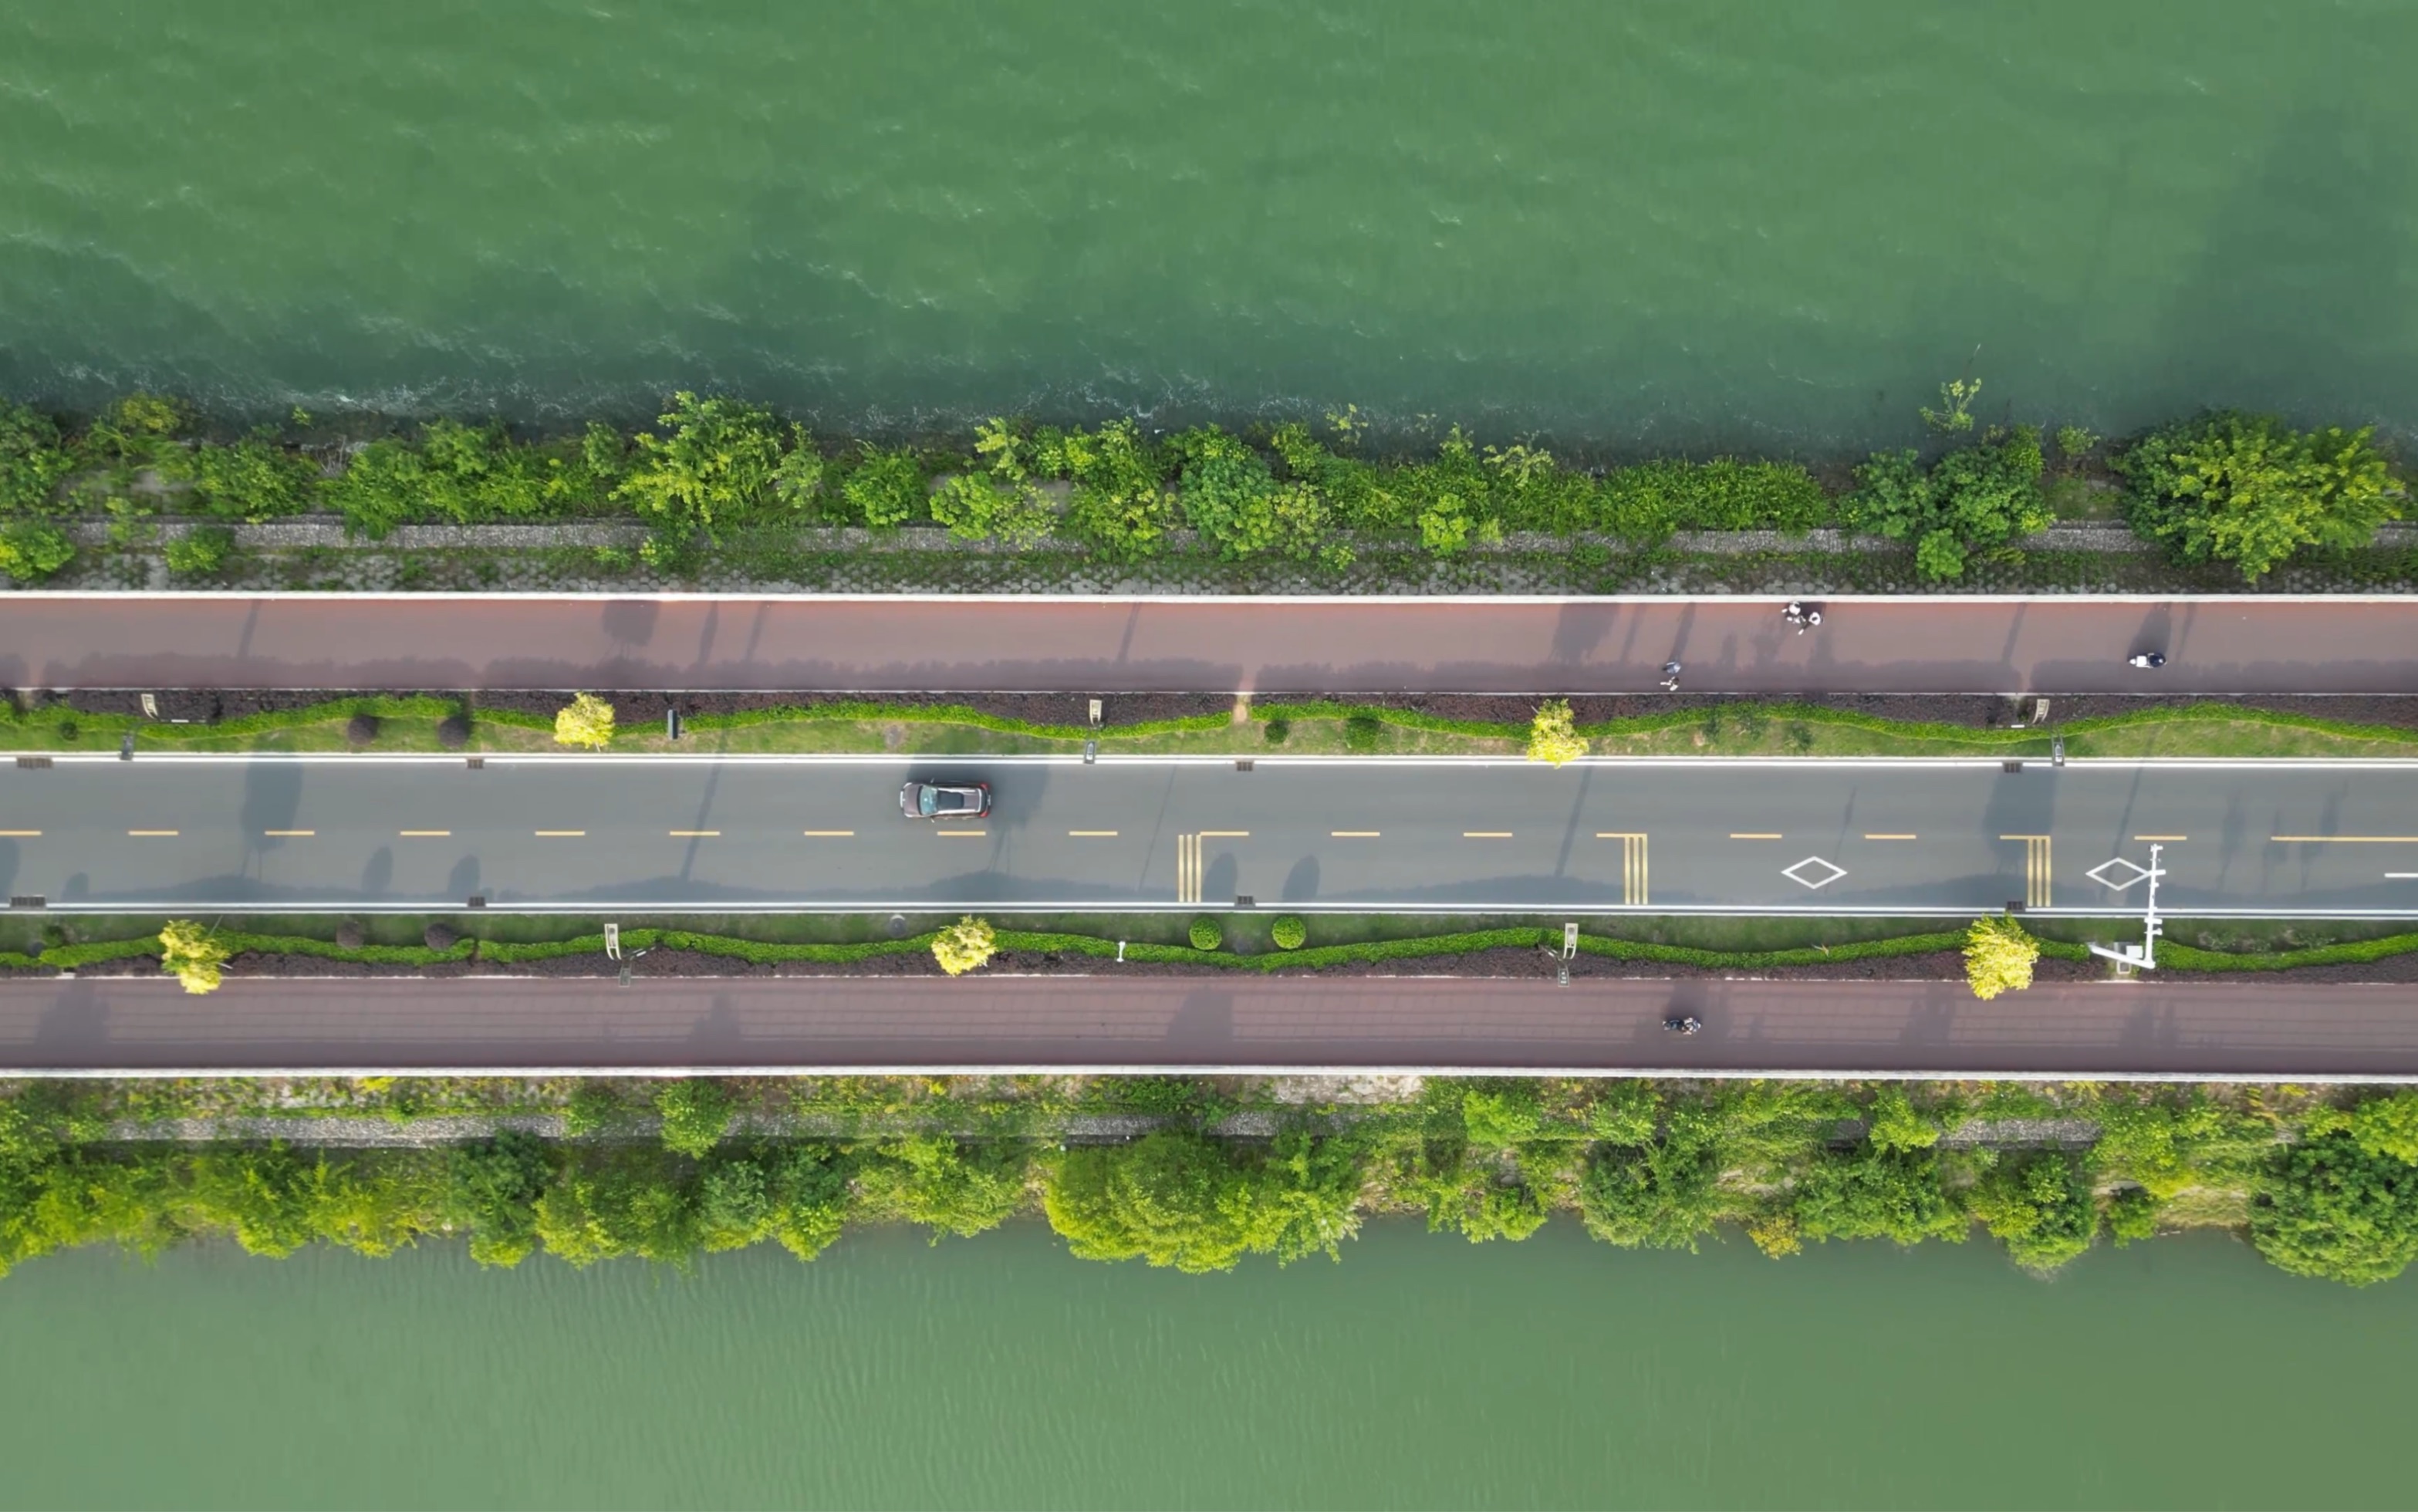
[655,1078,735,1159]
[164,526,234,578]
[841,446,926,529]
[1261,717,1290,745]
[2117,412,2396,582]
[0,400,72,515]
[1847,426,2048,582]
[1188,916,1224,951]
[1343,712,1383,752]
[616,392,785,540]
[0,521,74,582]
[1271,916,1306,950]
[192,433,316,521]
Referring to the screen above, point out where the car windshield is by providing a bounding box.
[920,787,972,815]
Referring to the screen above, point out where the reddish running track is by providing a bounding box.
[8,974,2418,1078]
[1,592,2415,694]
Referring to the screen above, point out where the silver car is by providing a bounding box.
[900,780,992,820]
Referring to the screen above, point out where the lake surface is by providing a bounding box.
[2,2,2414,451]
[0,1222,2409,1510]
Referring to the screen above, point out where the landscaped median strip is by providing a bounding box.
[7,691,2418,761]
[14,923,2418,978]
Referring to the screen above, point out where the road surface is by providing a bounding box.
[8,974,2418,1079]
[4,592,2418,694]
[4,754,2417,916]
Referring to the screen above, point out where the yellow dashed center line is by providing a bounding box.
[2271,835,2418,843]
[534,830,586,838]
[127,829,177,837]
[398,829,451,838]
[263,829,315,837]
[936,829,988,838]
[802,829,855,837]
[1728,832,1781,840]
[1463,831,1513,839]
[667,829,720,838]
[0,829,39,837]
[1330,830,1381,838]
[1068,829,1118,837]
[2133,834,2187,842]
[1863,833,1917,841]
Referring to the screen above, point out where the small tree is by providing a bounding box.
[1964,913,2038,1001]
[655,1078,735,1159]
[553,692,616,749]
[160,920,230,996]
[1526,698,1587,766]
[932,916,997,976]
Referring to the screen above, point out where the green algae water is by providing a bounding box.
[0,1223,2410,1510]
[2,2,2415,450]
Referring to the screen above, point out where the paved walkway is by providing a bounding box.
[2,593,2416,694]
[8,974,2417,1080]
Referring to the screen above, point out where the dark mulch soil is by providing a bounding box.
[25,687,2418,734]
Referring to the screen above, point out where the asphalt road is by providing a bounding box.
[6,754,2418,916]
[8,974,2418,1079]
[5,592,2418,694]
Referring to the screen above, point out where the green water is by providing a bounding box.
[0,1222,2410,1510]
[2,2,2414,449]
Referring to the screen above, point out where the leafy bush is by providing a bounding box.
[1966,1151,2096,1270]
[616,392,785,539]
[158,920,229,995]
[1043,420,1177,562]
[1598,458,1829,538]
[2252,1132,2418,1285]
[1848,427,2048,582]
[163,526,234,578]
[1261,717,1290,745]
[929,472,1055,545]
[2117,413,2397,582]
[1343,712,1383,752]
[840,446,925,529]
[1174,426,1329,562]
[1270,916,1306,950]
[0,521,74,583]
[0,400,72,515]
[553,692,616,749]
[931,916,997,976]
[1525,698,1586,766]
[1964,914,2038,1000]
[655,1078,735,1159]
[1187,916,1224,951]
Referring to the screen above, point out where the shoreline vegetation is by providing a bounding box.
[5,1075,2418,1288]
[12,689,2418,762]
[0,390,2404,593]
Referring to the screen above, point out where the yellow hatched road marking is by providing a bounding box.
[1597,832,1649,906]
[2001,834,2052,908]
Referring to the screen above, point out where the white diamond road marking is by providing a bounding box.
[2086,856,2153,893]
[1781,856,1847,890]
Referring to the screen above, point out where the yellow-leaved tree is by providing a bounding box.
[553,692,616,749]
[932,916,998,977]
[1526,698,1586,767]
[1964,913,2039,1001]
[159,919,230,996]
